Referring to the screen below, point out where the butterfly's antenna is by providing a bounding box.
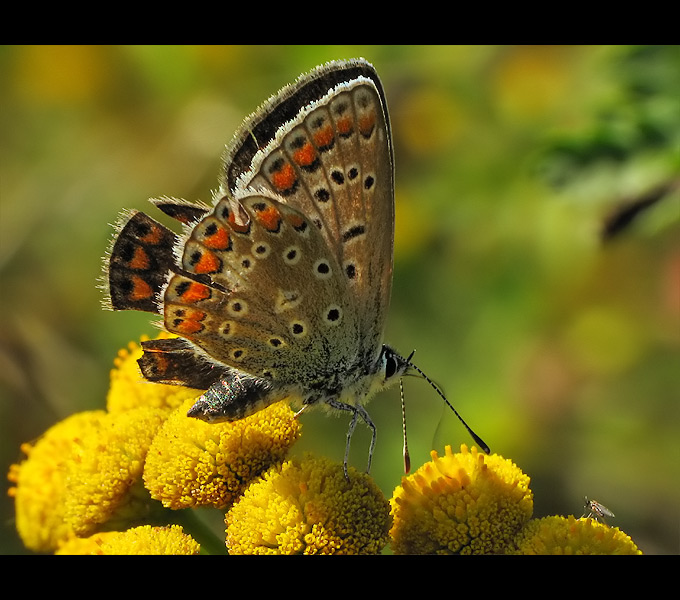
[406,353,491,454]
[399,378,411,474]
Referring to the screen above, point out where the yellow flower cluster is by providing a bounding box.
[225,455,391,554]
[8,334,301,553]
[8,335,644,555]
[8,403,174,550]
[9,411,108,551]
[63,407,168,537]
[144,397,301,510]
[509,515,642,555]
[389,444,642,555]
[55,525,200,555]
[390,444,533,554]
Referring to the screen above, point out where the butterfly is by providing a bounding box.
[104,58,488,477]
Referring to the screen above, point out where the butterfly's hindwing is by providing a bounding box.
[163,193,360,383]
[107,211,179,313]
[138,336,230,388]
[150,196,211,225]
[106,195,219,314]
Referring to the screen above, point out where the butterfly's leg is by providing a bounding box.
[327,398,377,479]
[327,398,359,480]
[356,404,377,475]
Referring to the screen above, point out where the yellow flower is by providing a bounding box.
[8,411,107,552]
[107,333,203,413]
[510,515,642,555]
[225,455,392,555]
[144,398,301,510]
[55,525,200,555]
[62,407,168,537]
[54,531,121,555]
[390,444,533,554]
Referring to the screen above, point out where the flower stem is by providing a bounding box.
[171,508,228,555]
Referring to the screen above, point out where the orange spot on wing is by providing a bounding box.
[336,116,353,136]
[151,354,170,375]
[271,162,297,192]
[313,125,334,148]
[171,308,206,335]
[359,112,376,136]
[138,223,164,245]
[228,209,250,233]
[129,275,153,301]
[203,226,230,250]
[180,282,211,303]
[128,246,150,270]
[176,322,203,335]
[292,142,317,167]
[256,205,282,232]
[193,251,221,274]
[287,214,306,230]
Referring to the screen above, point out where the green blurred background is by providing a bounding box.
[1,45,678,554]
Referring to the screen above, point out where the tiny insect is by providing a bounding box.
[581,496,615,524]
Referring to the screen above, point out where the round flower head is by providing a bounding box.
[510,515,642,555]
[107,334,203,413]
[55,525,200,555]
[8,411,107,552]
[62,407,168,537]
[143,397,301,510]
[225,455,392,555]
[390,444,533,554]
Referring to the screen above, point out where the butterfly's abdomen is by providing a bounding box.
[187,369,282,422]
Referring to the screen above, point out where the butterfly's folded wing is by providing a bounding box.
[221,59,395,371]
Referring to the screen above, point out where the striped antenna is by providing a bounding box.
[405,352,490,455]
[399,378,411,473]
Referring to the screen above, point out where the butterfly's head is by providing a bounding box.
[379,345,412,386]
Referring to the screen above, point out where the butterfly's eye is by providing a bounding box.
[381,346,406,382]
[384,355,399,380]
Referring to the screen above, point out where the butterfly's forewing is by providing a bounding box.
[223,59,395,368]
[221,60,392,197]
